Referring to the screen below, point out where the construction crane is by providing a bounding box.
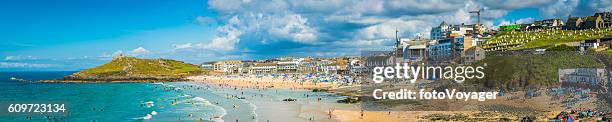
[469,8,483,34]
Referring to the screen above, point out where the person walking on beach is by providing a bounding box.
[360,109,364,119]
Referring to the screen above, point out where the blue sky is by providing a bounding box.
[1,0,610,71]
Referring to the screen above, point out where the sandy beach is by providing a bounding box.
[187,75,336,90]
[185,75,605,121]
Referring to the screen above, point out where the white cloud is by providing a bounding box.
[496,17,535,27]
[199,0,486,55]
[194,16,217,25]
[515,17,535,24]
[207,0,245,13]
[266,14,317,43]
[357,19,429,40]
[539,0,580,18]
[481,0,556,10]
[0,62,52,68]
[173,43,193,50]
[112,50,124,56]
[333,39,386,48]
[200,16,243,51]
[387,0,465,14]
[193,10,320,52]
[127,47,150,56]
[482,9,509,19]
[4,56,38,61]
[192,0,612,60]
[97,50,125,58]
[537,0,612,19]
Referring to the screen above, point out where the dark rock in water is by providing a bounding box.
[282,98,297,101]
[337,97,359,103]
[312,88,328,92]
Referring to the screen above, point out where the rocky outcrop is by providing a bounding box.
[56,56,202,82]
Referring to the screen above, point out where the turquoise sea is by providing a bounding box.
[0,71,345,122]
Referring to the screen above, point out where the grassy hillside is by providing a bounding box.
[483,28,612,50]
[469,52,605,88]
[599,49,612,69]
[67,56,202,80]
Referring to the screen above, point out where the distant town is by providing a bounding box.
[201,11,612,77]
[195,11,612,113]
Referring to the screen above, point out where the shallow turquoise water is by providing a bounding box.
[0,72,225,121]
[0,72,345,122]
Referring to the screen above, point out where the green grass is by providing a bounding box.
[469,52,605,88]
[598,49,612,68]
[483,28,612,50]
[76,56,202,78]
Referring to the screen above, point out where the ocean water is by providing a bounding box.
[0,72,346,122]
[0,72,229,121]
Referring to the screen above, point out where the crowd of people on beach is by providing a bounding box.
[550,109,610,121]
[197,73,360,89]
[151,77,342,122]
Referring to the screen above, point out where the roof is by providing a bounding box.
[254,63,276,67]
[365,56,390,62]
[408,45,427,49]
[222,60,243,64]
[202,61,216,64]
[585,16,600,21]
[334,60,348,66]
[567,17,582,22]
[464,47,483,55]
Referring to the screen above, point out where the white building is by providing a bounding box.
[277,60,299,73]
[250,63,277,74]
[403,45,427,62]
[430,21,451,40]
[431,20,489,41]
[211,60,244,74]
[200,63,214,71]
[580,39,600,49]
[558,68,606,86]
[299,61,318,73]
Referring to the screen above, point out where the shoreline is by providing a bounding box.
[37,77,191,83]
[38,80,188,83]
[30,74,602,121]
[184,76,355,122]
[187,75,338,90]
